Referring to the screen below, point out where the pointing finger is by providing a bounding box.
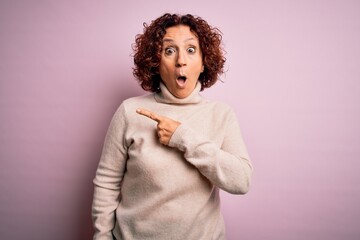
[136,108,163,122]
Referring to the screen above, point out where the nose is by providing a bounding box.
[176,50,187,67]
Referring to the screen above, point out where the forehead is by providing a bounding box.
[163,25,199,42]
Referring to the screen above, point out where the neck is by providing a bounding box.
[154,82,203,104]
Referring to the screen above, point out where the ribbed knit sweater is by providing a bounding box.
[92,82,252,240]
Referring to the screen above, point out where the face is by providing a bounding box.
[159,25,204,99]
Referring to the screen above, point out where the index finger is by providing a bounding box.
[136,108,163,123]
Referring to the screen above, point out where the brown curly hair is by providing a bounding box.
[132,13,226,92]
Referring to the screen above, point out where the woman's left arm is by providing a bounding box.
[136,107,252,194]
[169,109,253,194]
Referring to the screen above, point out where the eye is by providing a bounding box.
[164,47,176,55]
[187,47,196,53]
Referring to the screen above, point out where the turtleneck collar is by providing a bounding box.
[154,81,203,105]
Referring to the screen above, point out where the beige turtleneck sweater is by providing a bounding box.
[92,82,252,240]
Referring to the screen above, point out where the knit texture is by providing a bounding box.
[92,82,252,240]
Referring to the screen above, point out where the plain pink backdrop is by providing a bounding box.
[1,1,359,239]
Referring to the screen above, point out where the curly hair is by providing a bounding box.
[132,13,226,92]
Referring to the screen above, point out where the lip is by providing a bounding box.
[175,75,187,88]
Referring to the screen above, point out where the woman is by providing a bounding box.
[92,13,252,240]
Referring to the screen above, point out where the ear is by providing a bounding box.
[201,65,204,73]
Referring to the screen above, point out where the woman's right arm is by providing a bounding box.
[92,104,128,239]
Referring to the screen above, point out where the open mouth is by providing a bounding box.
[176,76,187,87]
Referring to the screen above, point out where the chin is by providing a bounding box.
[174,91,190,99]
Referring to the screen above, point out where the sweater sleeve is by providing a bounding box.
[92,104,128,239]
[168,108,252,194]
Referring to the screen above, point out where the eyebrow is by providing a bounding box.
[162,37,197,43]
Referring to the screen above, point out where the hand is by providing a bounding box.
[136,108,181,145]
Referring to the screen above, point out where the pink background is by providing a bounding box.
[1,1,359,239]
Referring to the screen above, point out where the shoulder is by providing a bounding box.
[205,98,236,116]
[115,94,154,112]
[122,93,154,107]
[111,93,155,121]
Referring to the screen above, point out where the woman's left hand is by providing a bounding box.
[136,108,180,146]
